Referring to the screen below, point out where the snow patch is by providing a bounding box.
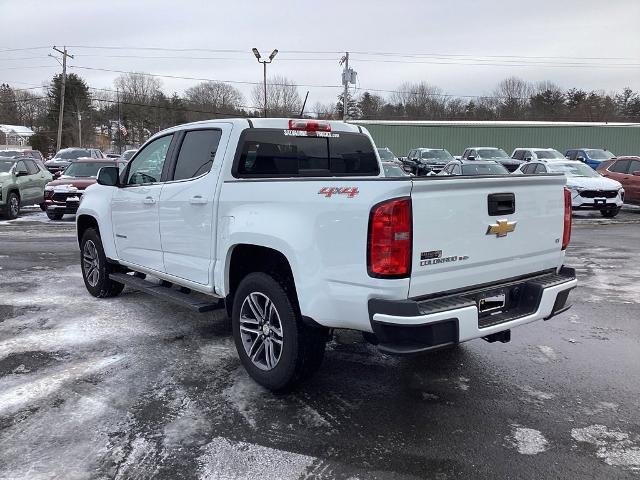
[572,424,640,471]
[198,437,316,480]
[507,425,549,455]
[520,386,555,402]
[537,345,557,360]
[222,369,268,429]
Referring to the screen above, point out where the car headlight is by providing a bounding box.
[45,186,53,192]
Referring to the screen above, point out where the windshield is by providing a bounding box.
[547,162,600,178]
[0,150,21,157]
[383,163,408,177]
[377,148,396,161]
[62,162,111,178]
[462,163,509,175]
[0,160,16,173]
[421,149,454,160]
[535,149,564,159]
[54,149,91,160]
[586,149,614,160]
[477,148,509,159]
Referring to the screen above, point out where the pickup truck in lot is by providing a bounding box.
[76,118,577,391]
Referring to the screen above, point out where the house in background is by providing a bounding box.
[0,124,35,149]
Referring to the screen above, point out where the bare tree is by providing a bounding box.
[390,81,448,119]
[312,101,336,119]
[493,77,533,120]
[14,89,47,127]
[251,75,302,117]
[184,81,243,120]
[113,72,163,144]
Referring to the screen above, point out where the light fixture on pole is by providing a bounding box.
[252,48,278,117]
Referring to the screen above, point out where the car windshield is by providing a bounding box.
[421,150,454,160]
[477,148,509,159]
[0,150,21,157]
[462,163,509,175]
[62,162,111,178]
[0,160,16,173]
[535,150,564,159]
[547,162,600,178]
[377,148,395,161]
[586,149,614,160]
[383,163,408,177]
[54,149,91,160]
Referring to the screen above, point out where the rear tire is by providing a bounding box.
[600,206,620,218]
[46,211,64,221]
[3,192,20,219]
[80,228,124,298]
[232,272,327,391]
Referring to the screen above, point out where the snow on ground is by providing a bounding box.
[572,425,640,471]
[507,425,549,455]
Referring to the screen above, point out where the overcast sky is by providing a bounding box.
[2,0,639,109]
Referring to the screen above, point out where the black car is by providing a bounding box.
[461,147,524,172]
[404,148,455,175]
[45,148,105,174]
[439,159,510,176]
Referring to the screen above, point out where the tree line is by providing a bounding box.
[1,73,639,154]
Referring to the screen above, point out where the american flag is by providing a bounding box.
[119,123,128,137]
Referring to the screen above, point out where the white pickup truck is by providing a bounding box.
[76,118,577,391]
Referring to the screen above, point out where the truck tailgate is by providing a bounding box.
[409,174,566,298]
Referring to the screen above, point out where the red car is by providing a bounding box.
[597,156,640,204]
[44,158,126,220]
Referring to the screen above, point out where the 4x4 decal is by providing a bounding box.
[318,187,359,198]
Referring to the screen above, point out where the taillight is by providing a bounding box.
[367,197,412,277]
[562,187,572,250]
[288,119,331,132]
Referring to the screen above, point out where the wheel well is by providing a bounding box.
[227,244,298,314]
[7,188,20,199]
[77,215,100,246]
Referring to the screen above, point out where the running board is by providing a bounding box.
[109,273,222,313]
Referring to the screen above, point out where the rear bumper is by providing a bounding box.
[368,267,577,355]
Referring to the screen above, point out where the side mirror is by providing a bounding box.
[467,155,476,161]
[576,156,585,162]
[633,171,640,176]
[97,166,121,187]
[524,157,532,162]
[53,171,62,178]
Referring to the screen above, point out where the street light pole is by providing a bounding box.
[252,48,278,118]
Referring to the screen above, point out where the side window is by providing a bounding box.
[628,160,640,174]
[512,150,523,160]
[15,160,27,173]
[521,164,531,174]
[126,135,173,185]
[566,150,575,160]
[173,129,222,181]
[609,160,629,173]
[470,150,477,158]
[462,149,469,159]
[523,150,533,160]
[26,160,39,174]
[534,164,547,173]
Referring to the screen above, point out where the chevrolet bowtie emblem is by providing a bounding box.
[486,219,517,237]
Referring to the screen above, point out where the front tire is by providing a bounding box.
[3,192,20,219]
[46,211,64,221]
[232,272,327,391]
[80,228,124,298]
[600,206,620,218]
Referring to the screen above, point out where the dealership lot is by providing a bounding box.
[0,208,639,479]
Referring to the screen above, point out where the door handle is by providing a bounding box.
[143,196,156,205]
[189,195,208,205]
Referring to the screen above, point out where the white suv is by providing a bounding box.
[511,148,565,162]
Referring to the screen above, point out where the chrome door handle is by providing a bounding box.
[189,195,208,205]
[143,196,156,205]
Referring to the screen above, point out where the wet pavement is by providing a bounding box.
[0,207,639,479]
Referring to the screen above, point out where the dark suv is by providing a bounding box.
[45,148,105,174]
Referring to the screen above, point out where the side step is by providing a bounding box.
[109,273,222,313]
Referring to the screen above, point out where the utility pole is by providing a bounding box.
[117,88,122,154]
[51,46,74,152]
[252,48,278,117]
[77,112,82,147]
[340,52,357,121]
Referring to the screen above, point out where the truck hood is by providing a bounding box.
[46,159,72,166]
[566,176,621,190]
[46,177,97,189]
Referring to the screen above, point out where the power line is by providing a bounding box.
[0,46,50,53]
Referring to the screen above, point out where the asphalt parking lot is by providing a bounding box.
[1,207,639,479]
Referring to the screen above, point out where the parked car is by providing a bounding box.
[45,148,105,174]
[597,156,640,204]
[44,158,126,220]
[511,148,565,162]
[515,160,624,217]
[0,148,44,162]
[76,118,576,390]
[461,147,523,172]
[405,148,455,175]
[377,147,401,165]
[121,149,138,162]
[0,156,53,219]
[382,161,410,177]
[439,159,509,176]
[564,148,615,170]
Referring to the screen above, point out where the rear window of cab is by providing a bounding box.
[233,129,379,178]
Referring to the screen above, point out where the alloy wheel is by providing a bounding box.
[9,196,19,217]
[82,240,100,287]
[239,292,284,371]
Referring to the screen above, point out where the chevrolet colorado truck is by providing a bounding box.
[76,118,577,391]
